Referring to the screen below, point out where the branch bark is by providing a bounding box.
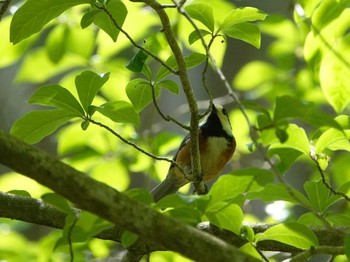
[0,191,346,256]
[0,130,258,262]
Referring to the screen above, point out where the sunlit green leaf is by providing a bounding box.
[320,43,350,112]
[29,84,85,116]
[315,128,350,154]
[81,9,102,29]
[15,48,87,83]
[166,206,202,225]
[121,231,138,248]
[185,3,215,32]
[45,25,68,63]
[124,188,153,206]
[42,193,73,215]
[10,0,90,44]
[345,234,350,260]
[304,181,330,212]
[220,7,267,31]
[156,80,180,94]
[223,22,261,48]
[268,147,302,173]
[95,100,140,126]
[75,70,110,113]
[209,169,274,205]
[312,0,350,29]
[156,52,206,81]
[269,124,310,155]
[188,29,211,45]
[247,183,312,209]
[274,96,341,129]
[11,110,76,144]
[126,49,148,73]
[92,0,127,42]
[256,222,319,250]
[7,190,31,197]
[234,61,277,91]
[126,78,159,112]
[205,203,243,234]
[0,17,35,67]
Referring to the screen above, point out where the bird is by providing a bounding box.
[151,104,236,202]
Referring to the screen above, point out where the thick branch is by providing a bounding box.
[0,130,257,262]
[0,192,346,256]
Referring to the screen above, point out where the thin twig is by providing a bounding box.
[68,216,78,262]
[312,156,350,202]
[94,3,178,76]
[150,82,190,130]
[87,117,184,174]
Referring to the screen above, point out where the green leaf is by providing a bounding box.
[7,190,31,198]
[256,222,319,250]
[234,61,277,91]
[269,124,310,155]
[156,80,180,94]
[268,148,302,173]
[121,231,138,248]
[95,100,140,126]
[156,52,206,81]
[247,183,312,209]
[320,43,350,112]
[304,181,330,212]
[205,203,243,235]
[45,25,68,63]
[298,212,324,226]
[75,70,110,113]
[220,7,267,31]
[345,234,350,260]
[42,193,73,215]
[209,169,274,205]
[81,119,90,130]
[126,79,159,112]
[274,96,341,130]
[124,188,153,206]
[10,0,90,44]
[188,29,211,45]
[223,22,261,48]
[185,3,215,32]
[11,110,76,144]
[166,206,202,225]
[29,84,85,116]
[15,48,86,83]
[81,9,102,29]
[312,0,350,29]
[126,49,148,73]
[92,0,127,42]
[155,194,199,209]
[315,128,350,154]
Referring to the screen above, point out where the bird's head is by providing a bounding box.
[200,104,233,139]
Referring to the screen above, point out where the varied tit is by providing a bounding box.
[151,104,236,202]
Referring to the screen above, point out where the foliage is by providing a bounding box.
[1,0,350,261]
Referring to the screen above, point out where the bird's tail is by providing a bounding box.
[151,175,181,202]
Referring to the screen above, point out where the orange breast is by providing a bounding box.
[169,131,236,186]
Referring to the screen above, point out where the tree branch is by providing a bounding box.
[0,192,346,256]
[0,130,258,262]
